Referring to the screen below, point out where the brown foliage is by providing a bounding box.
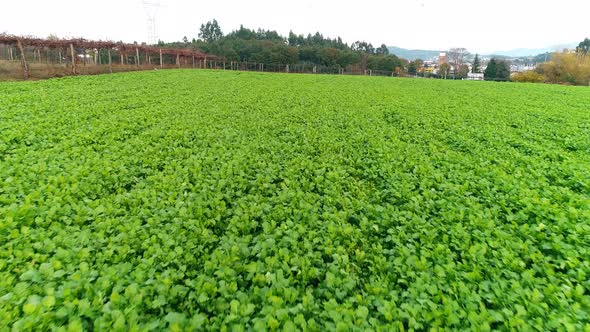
[535,52,590,85]
[511,71,546,83]
[0,33,214,58]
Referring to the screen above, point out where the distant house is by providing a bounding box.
[437,52,447,65]
[422,60,435,74]
[510,64,537,73]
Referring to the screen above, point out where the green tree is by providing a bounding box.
[496,61,511,80]
[408,61,418,75]
[199,19,223,43]
[485,58,510,81]
[288,31,299,46]
[484,59,497,80]
[375,44,389,55]
[577,38,590,55]
[472,54,481,73]
[337,51,360,67]
[269,43,299,64]
[367,55,402,71]
[352,41,374,54]
[321,48,340,67]
[407,59,423,75]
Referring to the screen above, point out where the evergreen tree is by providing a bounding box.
[199,19,223,43]
[495,61,511,81]
[408,61,418,75]
[484,58,511,81]
[375,44,389,55]
[472,54,481,73]
[577,38,590,55]
[484,58,498,80]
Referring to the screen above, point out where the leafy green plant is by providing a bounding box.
[1,70,589,331]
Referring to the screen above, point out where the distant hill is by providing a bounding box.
[389,43,578,61]
[491,43,578,58]
[489,43,577,57]
[388,46,442,61]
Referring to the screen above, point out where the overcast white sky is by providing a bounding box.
[1,0,588,53]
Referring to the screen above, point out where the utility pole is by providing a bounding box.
[141,1,164,45]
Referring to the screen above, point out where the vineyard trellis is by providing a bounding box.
[0,34,409,80]
[0,34,218,79]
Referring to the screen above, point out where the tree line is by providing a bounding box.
[162,22,491,79]
[161,19,406,73]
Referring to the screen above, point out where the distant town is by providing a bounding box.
[417,51,539,80]
[386,42,588,84]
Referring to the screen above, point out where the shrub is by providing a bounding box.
[511,70,546,83]
[536,52,590,85]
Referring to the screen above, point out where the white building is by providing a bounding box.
[465,73,484,80]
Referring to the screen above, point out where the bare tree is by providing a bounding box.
[448,47,469,78]
[439,63,451,79]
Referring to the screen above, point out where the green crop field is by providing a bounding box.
[1,70,589,331]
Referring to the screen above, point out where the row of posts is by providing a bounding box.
[4,43,385,79]
[5,42,215,80]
